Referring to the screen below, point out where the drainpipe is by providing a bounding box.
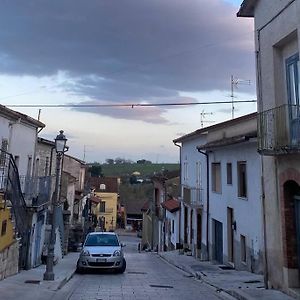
[197,148,209,260]
[174,141,182,247]
[257,28,269,289]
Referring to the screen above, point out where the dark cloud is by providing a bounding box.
[0,0,255,121]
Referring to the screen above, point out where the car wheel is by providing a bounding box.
[76,262,84,274]
[117,258,126,274]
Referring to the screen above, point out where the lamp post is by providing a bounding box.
[44,130,67,281]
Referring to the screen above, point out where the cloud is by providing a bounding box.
[0,0,255,122]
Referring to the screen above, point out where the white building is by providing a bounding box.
[173,130,208,259]
[198,113,264,273]
[0,105,44,179]
[239,0,300,294]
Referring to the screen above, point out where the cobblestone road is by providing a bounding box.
[61,235,228,300]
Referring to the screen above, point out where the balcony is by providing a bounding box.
[182,186,203,208]
[258,104,300,155]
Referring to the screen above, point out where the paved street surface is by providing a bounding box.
[60,234,228,300]
[0,232,292,300]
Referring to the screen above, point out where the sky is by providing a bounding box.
[0,0,255,163]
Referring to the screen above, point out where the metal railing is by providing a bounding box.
[182,185,204,207]
[0,149,29,269]
[258,104,300,155]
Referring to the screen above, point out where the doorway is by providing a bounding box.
[227,207,234,264]
[214,219,223,263]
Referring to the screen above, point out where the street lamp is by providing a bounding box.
[44,130,67,281]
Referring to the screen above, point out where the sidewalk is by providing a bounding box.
[0,252,79,300]
[159,250,293,300]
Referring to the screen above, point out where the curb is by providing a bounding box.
[158,254,246,300]
[56,269,76,291]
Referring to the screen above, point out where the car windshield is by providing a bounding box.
[85,234,119,247]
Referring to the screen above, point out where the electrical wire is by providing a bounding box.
[5,100,257,108]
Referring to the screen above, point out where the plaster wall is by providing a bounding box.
[254,0,299,111]
[0,116,36,177]
[180,134,208,255]
[208,141,263,273]
[166,210,179,248]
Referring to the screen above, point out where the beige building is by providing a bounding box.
[239,0,300,295]
[88,177,119,231]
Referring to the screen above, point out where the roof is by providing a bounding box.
[38,137,55,147]
[152,169,180,182]
[88,176,119,193]
[64,154,86,165]
[237,0,257,17]
[124,198,146,215]
[198,131,257,151]
[173,113,257,143]
[0,104,45,128]
[141,200,150,212]
[161,198,180,213]
[90,195,102,203]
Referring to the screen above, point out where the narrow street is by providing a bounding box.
[58,234,227,300]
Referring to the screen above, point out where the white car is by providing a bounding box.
[77,232,126,273]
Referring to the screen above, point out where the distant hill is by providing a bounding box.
[100,163,179,177]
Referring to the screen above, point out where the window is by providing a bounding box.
[286,53,300,143]
[241,235,246,263]
[26,156,32,177]
[100,183,106,191]
[1,220,7,236]
[0,139,8,166]
[196,161,202,188]
[183,162,188,181]
[286,53,300,106]
[172,220,175,234]
[237,161,247,198]
[45,157,50,176]
[212,163,221,193]
[99,201,106,213]
[227,163,232,185]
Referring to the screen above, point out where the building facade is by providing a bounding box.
[198,113,264,273]
[173,130,208,259]
[239,0,300,293]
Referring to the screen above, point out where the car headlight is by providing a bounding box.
[81,249,90,256]
[113,250,121,257]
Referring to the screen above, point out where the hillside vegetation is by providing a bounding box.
[101,163,179,177]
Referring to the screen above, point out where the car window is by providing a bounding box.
[85,234,119,246]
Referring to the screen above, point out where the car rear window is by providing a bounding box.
[85,234,119,247]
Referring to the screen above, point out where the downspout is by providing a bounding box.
[257,27,269,288]
[174,141,182,247]
[197,148,209,260]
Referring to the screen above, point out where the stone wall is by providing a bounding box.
[0,241,19,280]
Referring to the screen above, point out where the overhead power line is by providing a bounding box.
[5,100,256,109]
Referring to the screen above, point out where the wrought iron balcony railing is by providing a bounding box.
[258,104,300,155]
[182,185,204,207]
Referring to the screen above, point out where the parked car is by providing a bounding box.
[76,232,126,273]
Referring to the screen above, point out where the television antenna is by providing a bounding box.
[231,75,251,119]
[200,110,214,128]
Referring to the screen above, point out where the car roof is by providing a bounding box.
[88,232,118,236]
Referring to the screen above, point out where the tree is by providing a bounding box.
[89,165,102,177]
[105,158,114,165]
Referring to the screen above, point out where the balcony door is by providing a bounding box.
[286,53,300,145]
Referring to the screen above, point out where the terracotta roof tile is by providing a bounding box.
[161,198,180,213]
